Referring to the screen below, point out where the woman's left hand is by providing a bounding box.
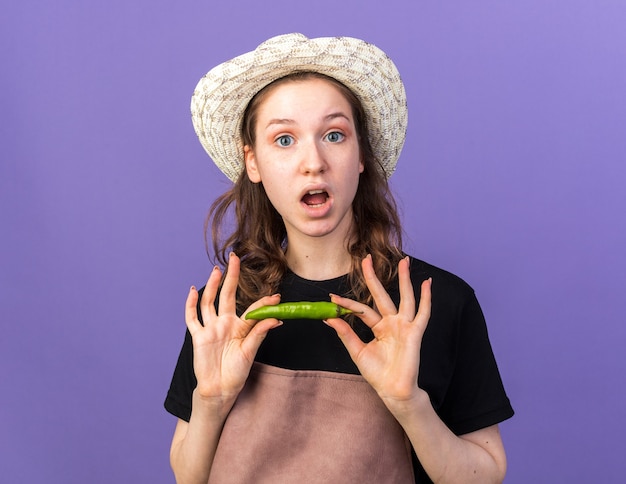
[325,255,431,409]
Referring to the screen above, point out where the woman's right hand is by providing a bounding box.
[185,252,282,407]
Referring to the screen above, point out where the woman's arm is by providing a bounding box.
[326,255,507,483]
[169,254,282,483]
[169,397,230,484]
[388,392,507,483]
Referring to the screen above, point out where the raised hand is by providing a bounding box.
[184,253,282,404]
[325,255,432,406]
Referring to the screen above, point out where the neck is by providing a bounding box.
[285,234,352,281]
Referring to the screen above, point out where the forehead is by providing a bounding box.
[255,77,353,117]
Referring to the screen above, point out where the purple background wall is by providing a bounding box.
[2,1,625,482]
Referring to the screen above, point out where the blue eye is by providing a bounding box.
[326,132,344,143]
[276,135,293,147]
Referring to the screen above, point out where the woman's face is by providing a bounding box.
[244,78,364,243]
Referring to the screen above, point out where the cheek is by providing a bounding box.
[264,191,293,223]
[349,176,361,202]
[260,177,289,210]
[340,169,361,206]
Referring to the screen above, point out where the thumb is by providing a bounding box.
[323,317,366,361]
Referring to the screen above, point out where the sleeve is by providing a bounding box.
[436,291,514,435]
[163,328,197,422]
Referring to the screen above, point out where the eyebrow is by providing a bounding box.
[264,112,352,128]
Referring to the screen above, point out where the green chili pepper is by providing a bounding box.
[245,301,353,320]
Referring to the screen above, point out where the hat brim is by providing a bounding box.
[191,33,408,182]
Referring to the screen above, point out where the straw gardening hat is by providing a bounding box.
[191,33,408,182]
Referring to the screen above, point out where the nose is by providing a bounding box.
[299,140,327,175]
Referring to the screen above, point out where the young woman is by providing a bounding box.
[165,33,514,483]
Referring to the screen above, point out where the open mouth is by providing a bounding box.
[301,189,329,207]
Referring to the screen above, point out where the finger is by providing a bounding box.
[362,254,397,315]
[323,317,367,361]
[218,252,240,315]
[184,285,201,333]
[397,257,416,319]
[242,293,282,321]
[414,278,432,329]
[329,293,381,328]
[240,317,283,358]
[199,265,222,322]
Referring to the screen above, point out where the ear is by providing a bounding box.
[244,145,262,183]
